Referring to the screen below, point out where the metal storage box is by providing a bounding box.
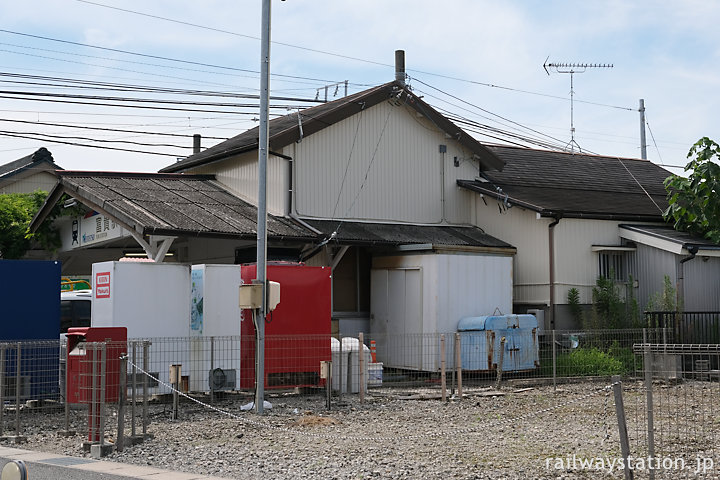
[458,314,539,372]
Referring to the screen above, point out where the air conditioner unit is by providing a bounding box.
[208,368,236,391]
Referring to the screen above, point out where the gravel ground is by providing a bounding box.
[9,379,642,480]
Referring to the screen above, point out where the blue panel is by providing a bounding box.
[458,314,539,372]
[0,260,61,340]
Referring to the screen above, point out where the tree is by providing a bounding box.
[0,190,60,259]
[664,137,720,242]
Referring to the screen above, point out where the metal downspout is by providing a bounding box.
[548,215,561,329]
[677,245,698,313]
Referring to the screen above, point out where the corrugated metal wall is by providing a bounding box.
[630,243,677,310]
[473,201,550,304]
[294,100,477,223]
[191,151,289,216]
[685,256,720,311]
[0,172,58,194]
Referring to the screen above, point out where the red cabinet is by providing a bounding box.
[240,263,331,389]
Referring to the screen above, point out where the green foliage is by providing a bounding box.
[647,275,677,312]
[555,347,626,376]
[664,137,720,242]
[589,275,625,329]
[567,287,583,325]
[0,190,60,259]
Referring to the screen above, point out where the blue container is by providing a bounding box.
[458,315,539,372]
[0,260,61,399]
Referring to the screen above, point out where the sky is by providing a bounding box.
[1,0,719,174]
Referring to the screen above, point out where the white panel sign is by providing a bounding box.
[61,212,127,250]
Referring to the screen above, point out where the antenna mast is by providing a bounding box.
[543,59,613,153]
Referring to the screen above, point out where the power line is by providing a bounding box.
[72,0,391,68]
[0,29,350,85]
[0,129,188,149]
[0,131,182,156]
[0,118,229,140]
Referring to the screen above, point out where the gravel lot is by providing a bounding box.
[11,379,639,480]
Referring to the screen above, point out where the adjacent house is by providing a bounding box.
[458,146,673,328]
[0,147,60,194]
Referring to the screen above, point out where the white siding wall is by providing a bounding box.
[473,200,550,304]
[293,100,477,223]
[553,219,626,305]
[0,172,58,194]
[191,151,289,216]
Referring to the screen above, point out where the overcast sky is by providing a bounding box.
[1,1,718,174]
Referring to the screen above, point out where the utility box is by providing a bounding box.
[66,326,127,405]
[189,264,244,392]
[240,263,331,389]
[458,315,539,372]
[91,262,191,338]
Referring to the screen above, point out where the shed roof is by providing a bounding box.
[160,81,504,173]
[457,145,671,220]
[305,219,514,251]
[30,171,316,241]
[620,224,720,255]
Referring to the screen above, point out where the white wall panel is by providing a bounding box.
[294,101,476,223]
[191,151,289,216]
[474,201,550,304]
[0,172,58,194]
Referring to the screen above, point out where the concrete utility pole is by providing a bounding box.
[255,0,271,414]
[639,99,647,160]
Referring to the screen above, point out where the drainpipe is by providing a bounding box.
[676,244,698,313]
[548,215,562,329]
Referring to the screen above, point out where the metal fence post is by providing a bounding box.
[644,344,655,480]
[552,330,557,391]
[358,333,365,403]
[99,343,107,446]
[62,336,73,435]
[495,337,506,390]
[210,336,215,404]
[440,334,447,402]
[117,354,127,452]
[90,343,98,443]
[131,341,137,438]
[15,343,21,439]
[455,333,462,398]
[338,334,343,402]
[612,376,634,480]
[0,344,5,437]
[142,341,149,437]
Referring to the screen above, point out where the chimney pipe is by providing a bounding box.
[193,134,201,154]
[395,50,406,87]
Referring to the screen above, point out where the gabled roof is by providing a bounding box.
[160,81,504,173]
[30,171,316,241]
[305,219,515,251]
[0,147,61,180]
[457,145,671,221]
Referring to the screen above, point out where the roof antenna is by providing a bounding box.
[543,57,613,153]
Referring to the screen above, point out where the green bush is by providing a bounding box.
[556,347,626,376]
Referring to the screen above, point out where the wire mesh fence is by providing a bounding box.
[4,329,720,477]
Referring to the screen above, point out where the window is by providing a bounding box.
[599,252,626,281]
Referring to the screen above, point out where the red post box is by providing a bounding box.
[66,327,127,405]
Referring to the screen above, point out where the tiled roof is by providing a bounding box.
[49,171,316,241]
[305,219,514,250]
[0,147,61,179]
[458,145,672,220]
[160,81,504,173]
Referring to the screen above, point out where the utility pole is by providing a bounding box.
[639,99,647,160]
[255,0,271,415]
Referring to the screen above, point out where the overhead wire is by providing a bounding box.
[0,131,183,156]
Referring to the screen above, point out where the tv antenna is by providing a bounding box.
[543,58,613,153]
